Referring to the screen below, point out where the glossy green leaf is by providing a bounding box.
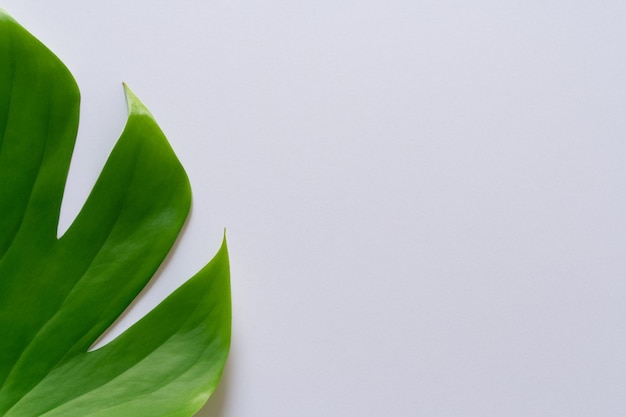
[0,10,231,417]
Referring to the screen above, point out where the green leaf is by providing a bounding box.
[0,10,231,417]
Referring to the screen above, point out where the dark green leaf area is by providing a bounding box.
[0,10,230,417]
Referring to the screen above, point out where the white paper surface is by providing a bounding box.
[4,1,626,415]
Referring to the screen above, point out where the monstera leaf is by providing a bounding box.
[0,10,230,417]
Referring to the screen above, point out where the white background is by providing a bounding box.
[4,1,626,416]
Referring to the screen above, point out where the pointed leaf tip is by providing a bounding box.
[123,83,153,117]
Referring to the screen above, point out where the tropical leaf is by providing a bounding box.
[0,10,230,417]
